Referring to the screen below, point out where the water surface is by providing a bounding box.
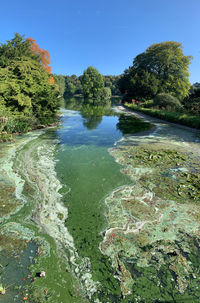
[0,102,200,302]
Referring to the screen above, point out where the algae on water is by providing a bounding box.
[100,132,200,301]
[1,107,200,303]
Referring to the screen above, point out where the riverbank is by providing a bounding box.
[124,103,200,130]
[0,116,60,143]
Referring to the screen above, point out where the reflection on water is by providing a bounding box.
[59,97,151,146]
[116,114,152,135]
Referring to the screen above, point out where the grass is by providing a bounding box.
[125,103,200,129]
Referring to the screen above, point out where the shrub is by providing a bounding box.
[125,103,200,129]
[154,93,182,110]
[142,100,154,108]
[183,97,200,115]
[2,116,38,133]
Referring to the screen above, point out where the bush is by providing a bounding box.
[183,97,200,115]
[154,93,182,110]
[2,116,38,133]
[142,100,154,108]
[125,103,200,129]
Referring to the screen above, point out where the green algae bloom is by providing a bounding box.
[0,105,200,303]
[100,134,200,301]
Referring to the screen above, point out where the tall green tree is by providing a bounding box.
[0,33,59,126]
[119,41,192,101]
[54,75,66,97]
[0,33,36,67]
[81,66,104,104]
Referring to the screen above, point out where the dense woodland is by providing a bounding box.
[0,34,200,142]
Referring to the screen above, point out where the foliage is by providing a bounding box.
[183,83,200,115]
[118,68,159,101]
[0,33,59,139]
[189,82,200,96]
[141,100,154,108]
[0,33,35,67]
[26,37,52,74]
[53,75,65,96]
[99,87,112,102]
[0,58,59,123]
[126,103,200,129]
[64,75,83,97]
[183,97,200,115]
[64,74,121,98]
[103,75,121,96]
[154,93,182,110]
[119,41,192,101]
[81,66,105,103]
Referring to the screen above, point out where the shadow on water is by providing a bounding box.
[116,114,153,135]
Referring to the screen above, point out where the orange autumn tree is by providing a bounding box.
[26,37,54,83]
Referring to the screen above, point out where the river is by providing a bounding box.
[0,101,200,302]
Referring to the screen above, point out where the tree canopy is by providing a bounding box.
[104,75,121,96]
[118,41,192,101]
[81,66,105,104]
[0,33,59,130]
[26,37,52,74]
[64,75,83,97]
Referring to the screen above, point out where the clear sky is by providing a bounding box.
[1,0,200,83]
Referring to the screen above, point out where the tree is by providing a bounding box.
[54,75,65,97]
[183,83,200,114]
[119,41,192,101]
[64,75,83,97]
[100,87,112,100]
[104,75,121,95]
[0,33,35,67]
[81,66,104,104]
[118,68,159,101]
[26,37,52,74]
[0,33,59,127]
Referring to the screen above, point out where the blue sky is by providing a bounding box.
[1,0,200,83]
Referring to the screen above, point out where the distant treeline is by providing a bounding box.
[54,74,121,98]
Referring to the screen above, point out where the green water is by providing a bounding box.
[1,102,200,302]
[55,110,134,301]
[0,103,152,302]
